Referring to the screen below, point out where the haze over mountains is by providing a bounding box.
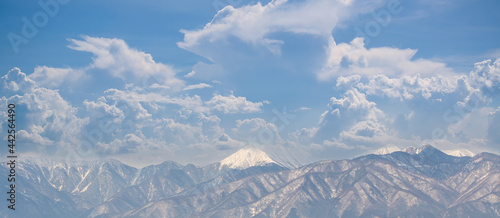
[1,145,499,218]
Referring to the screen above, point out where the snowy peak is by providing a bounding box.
[443,149,475,157]
[373,145,401,155]
[403,144,441,155]
[220,147,277,170]
[372,145,476,158]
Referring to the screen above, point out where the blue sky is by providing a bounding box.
[1,0,499,167]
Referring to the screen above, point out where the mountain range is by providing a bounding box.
[1,145,499,217]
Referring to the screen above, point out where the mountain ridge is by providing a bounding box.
[1,145,498,218]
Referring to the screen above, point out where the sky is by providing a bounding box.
[1,0,499,168]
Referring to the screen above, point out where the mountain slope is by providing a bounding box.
[1,145,498,218]
[119,146,500,218]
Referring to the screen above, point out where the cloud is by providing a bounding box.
[182,83,213,91]
[0,68,244,160]
[18,87,89,147]
[306,58,500,157]
[468,59,500,94]
[0,69,89,152]
[356,74,457,100]
[294,107,312,112]
[232,118,282,145]
[318,37,453,80]
[186,62,227,80]
[95,89,265,115]
[206,94,265,114]
[184,71,196,78]
[178,0,351,55]
[1,68,36,92]
[312,88,386,144]
[178,0,387,81]
[68,36,185,90]
[76,87,267,157]
[28,66,89,88]
[81,90,243,155]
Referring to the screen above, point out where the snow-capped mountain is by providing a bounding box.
[1,145,498,218]
[402,144,436,154]
[219,146,277,169]
[443,148,475,157]
[372,145,401,155]
[372,145,475,157]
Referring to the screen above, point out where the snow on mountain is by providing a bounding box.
[2,146,499,218]
[443,149,475,157]
[403,145,426,154]
[120,149,500,218]
[372,145,402,155]
[401,145,475,157]
[402,144,444,155]
[220,146,277,170]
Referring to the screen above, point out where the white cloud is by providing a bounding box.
[83,97,125,122]
[29,66,89,88]
[336,74,361,89]
[18,87,89,147]
[356,74,457,100]
[319,37,453,80]
[68,36,185,90]
[184,71,196,78]
[81,90,245,155]
[0,69,89,151]
[182,83,213,91]
[17,127,53,146]
[95,89,265,114]
[468,59,500,93]
[311,58,500,156]
[312,88,387,146]
[188,62,227,81]
[1,68,36,92]
[1,69,84,154]
[206,94,265,114]
[294,107,312,112]
[232,118,282,145]
[178,0,385,57]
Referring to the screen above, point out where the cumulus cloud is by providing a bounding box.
[93,89,265,115]
[468,59,500,94]
[178,0,357,55]
[68,36,185,90]
[19,87,89,146]
[178,0,387,80]
[355,74,458,100]
[28,66,89,88]
[81,92,242,155]
[206,94,265,114]
[232,118,282,145]
[1,69,89,153]
[310,58,500,156]
[0,67,253,163]
[318,37,453,80]
[309,88,390,148]
[1,68,36,92]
